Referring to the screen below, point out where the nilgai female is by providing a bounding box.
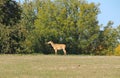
[47,41,66,55]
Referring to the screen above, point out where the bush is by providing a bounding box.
[114,45,120,56]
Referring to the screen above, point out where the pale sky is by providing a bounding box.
[16,0,120,27]
[87,0,120,28]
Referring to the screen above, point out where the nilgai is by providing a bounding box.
[47,41,66,55]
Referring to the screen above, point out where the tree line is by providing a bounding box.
[0,0,120,55]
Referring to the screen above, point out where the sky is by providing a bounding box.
[87,0,120,28]
[16,0,120,28]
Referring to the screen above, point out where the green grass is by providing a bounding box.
[0,55,120,78]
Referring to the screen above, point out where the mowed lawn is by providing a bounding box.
[0,55,120,78]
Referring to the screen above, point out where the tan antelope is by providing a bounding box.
[47,41,66,55]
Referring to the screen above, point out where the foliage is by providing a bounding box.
[0,0,120,55]
[114,45,120,56]
[0,23,28,54]
[34,0,100,54]
[0,24,10,53]
[19,0,37,53]
[0,0,22,26]
[93,21,119,55]
[0,0,28,54]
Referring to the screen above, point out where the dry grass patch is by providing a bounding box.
[0,55,120,78]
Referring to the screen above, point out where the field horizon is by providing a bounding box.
[0,55,120,78]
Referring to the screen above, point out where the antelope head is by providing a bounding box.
[47,41,53,44]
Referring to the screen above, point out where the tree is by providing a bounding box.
[114,44,120,56]
[94,21,119,55]
[0,0,27,54]
[71,2,100,54]
[0,24,10,53]
[18,0,38,53]
[0,0,22,26]
[34,0,100,54]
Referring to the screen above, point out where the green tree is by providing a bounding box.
[0,0,22,26]
[34,0,100,54]
[78,2,100,54]
[92,21,119,55]
[34,0,59,54]
[0,0,27,54]
[0,24,10,53]
[97,21,119,55]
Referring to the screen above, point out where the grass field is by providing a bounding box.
[0,55,120,78]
